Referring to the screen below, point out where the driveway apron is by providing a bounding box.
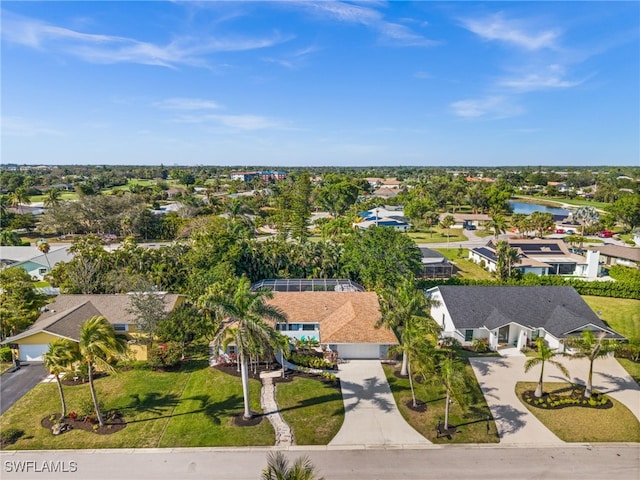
[329,360,431,446]
[0,363,48,415]
[470,355,640,444]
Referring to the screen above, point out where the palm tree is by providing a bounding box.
[487,213,507,241]
[8,187,31,214]
[566,331,615,399]
[43,188,62,209]
[377,276,440,377]
[495,240,520,280]
[524,337,570,398]
[78,316,128,426]
[573,206,599,237]
[197,277,287,419]
[36,238,52,269]
[435,354,468,430]
[439,215,455,246]
[42,339,80,419]
[261,451,324,480]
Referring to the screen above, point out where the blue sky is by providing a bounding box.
[2,1,638,167]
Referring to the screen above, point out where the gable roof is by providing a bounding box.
[3,293,183,344]
[265,291,398,345]
[432,286,623,339]
[591,244,640,263]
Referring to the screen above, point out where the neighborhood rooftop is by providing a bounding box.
[251,278,364,292]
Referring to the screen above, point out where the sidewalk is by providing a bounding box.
[329,360,430,446]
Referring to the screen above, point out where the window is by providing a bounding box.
[113,324,128,332]
[38,268,47,275]
[464,329,474,342]
[302,324,318,331]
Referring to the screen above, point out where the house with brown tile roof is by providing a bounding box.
[3,294,183,362]
[265,291,398,359]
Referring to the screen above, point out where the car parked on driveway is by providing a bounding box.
[598,230,614,238]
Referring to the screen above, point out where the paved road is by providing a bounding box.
[0,363,48,415]
[1,445,638,480]
[329,360,430,446]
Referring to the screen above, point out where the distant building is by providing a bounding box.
[419,248,454,279]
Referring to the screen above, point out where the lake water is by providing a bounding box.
[509,200,570,216]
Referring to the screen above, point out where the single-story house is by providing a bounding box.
[427,285,624,353]
[441,213,491,229]
[591,244,640,269]
[419,248,454,279]
[354,207,411,232]
[2,293,183,362]
[0,244,74,280]
[469,239,600,278]
[265,290,398,359]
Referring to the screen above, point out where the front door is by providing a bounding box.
[498,325,510,344]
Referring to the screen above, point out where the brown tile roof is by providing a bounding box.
[265,292,398,345]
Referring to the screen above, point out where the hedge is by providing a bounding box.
[418,274,640,300]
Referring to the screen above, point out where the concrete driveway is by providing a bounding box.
[470,355,640,444]
[0,363,48,415]
[329,360,430,446]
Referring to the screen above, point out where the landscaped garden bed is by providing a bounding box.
[516,382,640,442]
[521,385,612,410]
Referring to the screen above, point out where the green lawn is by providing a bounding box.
[582,296,640,342]
[516,382,640,442]
[383,364,498,444]
[275,375,344,445]
[408,228,467,244]
[432,248,494,280]
[0,361,274,449]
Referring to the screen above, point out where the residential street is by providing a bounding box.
[2,445,638,480]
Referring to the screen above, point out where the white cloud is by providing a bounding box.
[499,72,583,92]
[1,116,66,137]
[460,13,560,50]
[154,98,221,110]
[297,1,436,47]
[450,96,524,119]
[1,10,289,68]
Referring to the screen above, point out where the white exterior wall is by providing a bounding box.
[428,290,457,334]
[468,251,497,273]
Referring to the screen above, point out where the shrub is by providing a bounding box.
[0,345,12,362]
[472,338,490,353]
[148,341,183,369]
[1,427,24,445]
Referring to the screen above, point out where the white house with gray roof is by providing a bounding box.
[427,286,624,354]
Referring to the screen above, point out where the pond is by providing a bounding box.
[509,200,570,216]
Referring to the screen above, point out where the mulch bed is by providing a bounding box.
[232,412,264,427]
[61,372,106,387]
[393,370,409,379]
[521,388,613,410]
[406,399,427,412]
[41,413,127,435]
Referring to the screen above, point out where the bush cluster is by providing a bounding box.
[0,345,13,362]
[289,353,334,370]
[148,341,183,369]
[522,390,611,409]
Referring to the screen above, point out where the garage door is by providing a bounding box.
[19,344,48,362]
[337,344,380,359]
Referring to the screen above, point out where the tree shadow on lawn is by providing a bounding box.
[123,393,244,426]
[277,391,345,418]
[123,392,181,417]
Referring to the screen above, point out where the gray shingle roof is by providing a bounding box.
[434,286,624,339]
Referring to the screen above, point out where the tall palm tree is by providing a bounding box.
[43,188,62,209]
[42,339,80,419]
[8,187,31,214]
[36,238,52,269]
[435,354,468,430]
[78,316,128,426]
[487,213,507,241]
[198,277,287,419]
[567,331,615,399]
[439,215,455,246]
[524,337,570,398]
[495,240,520,281]
[261,451,324,480]
[377,276,440,377]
